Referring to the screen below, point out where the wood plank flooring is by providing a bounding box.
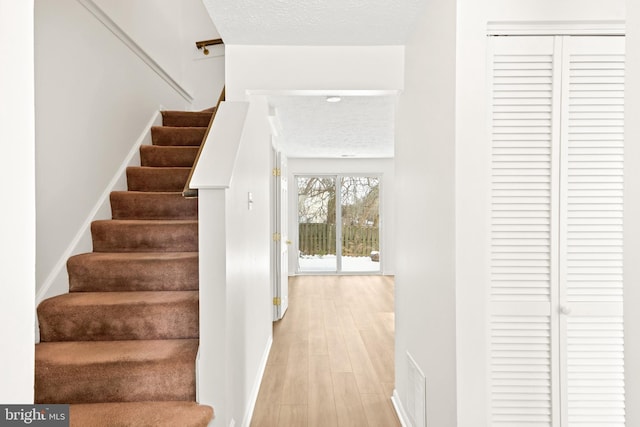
[251,275,399,427]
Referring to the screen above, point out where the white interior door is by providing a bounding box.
[488,34,625,426]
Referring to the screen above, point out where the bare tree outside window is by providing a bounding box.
[341,177,379,262]
[297,177,336,225]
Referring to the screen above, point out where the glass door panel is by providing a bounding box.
[341,176,380,272]
[297,176,337,272]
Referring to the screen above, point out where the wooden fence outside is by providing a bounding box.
[298,223,379,257]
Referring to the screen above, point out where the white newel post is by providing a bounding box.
[190,102,249,427]
[196,188,230,426]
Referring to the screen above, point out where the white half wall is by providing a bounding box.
[224,97,273,427]
[0,0,36,403]
[287,158,395,275]
[193,96,273,427]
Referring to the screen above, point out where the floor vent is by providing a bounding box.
[407,351,426,427]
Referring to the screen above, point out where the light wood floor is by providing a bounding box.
[251,275,399,427]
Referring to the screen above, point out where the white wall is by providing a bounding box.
[486,0,624,20]
[225,45,404,100]
[93,0,225,110]
[92,0,184,80]
[454,0,626,424]
[396,1,628,424]
[180,0,226,110]
[287,158,395,275]
[224,97,273,427]
[35,0,222,301]
[393,0,458,425]
[0,0,36,403]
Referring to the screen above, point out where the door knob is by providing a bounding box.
[560,305,572,315]
[286,240,292,245]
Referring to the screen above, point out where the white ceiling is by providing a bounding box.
[202,0,423,158]
[268,95,396,159]
[202,0,424,46]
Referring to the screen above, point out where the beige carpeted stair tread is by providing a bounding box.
[110,191,197,220]
[126,166,191,192]
[38,291,199,341]
[36,108,212,425]
[36,339,199,404]
[68,252,199,292]
[140,145,199,167]
[151,126,206,146]
[161,110,213,127]
[91,219,198,253]
[69,401,213,427]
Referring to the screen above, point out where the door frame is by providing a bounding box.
[271,148,289,320]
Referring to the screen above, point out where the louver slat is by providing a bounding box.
[491,316,553,425]
[561,36,625,427]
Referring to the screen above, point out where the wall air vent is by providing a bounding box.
[407,351,427,426]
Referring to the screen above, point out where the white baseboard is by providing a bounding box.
[391,389,412,427]
[35,110,162,310]
[241,335,273,427]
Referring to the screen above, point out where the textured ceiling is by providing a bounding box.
[202,0,419,158]
[268,95,395,158]
[202,0,424,45]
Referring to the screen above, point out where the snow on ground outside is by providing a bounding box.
[298,255,380,273]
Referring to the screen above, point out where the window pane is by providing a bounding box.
[341,176,380,272]
[297,176,337,272]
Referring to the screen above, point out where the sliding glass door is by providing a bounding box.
[297,175,380,273]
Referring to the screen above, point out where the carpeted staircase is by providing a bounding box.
[35,110,214,426]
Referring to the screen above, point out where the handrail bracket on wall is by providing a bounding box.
[196,38,224,56]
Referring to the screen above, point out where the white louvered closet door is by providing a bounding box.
[489,35,625,427]
[490,35,561,427]
[559,36,625,427]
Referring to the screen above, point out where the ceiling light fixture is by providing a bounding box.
[326,96,342,103]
